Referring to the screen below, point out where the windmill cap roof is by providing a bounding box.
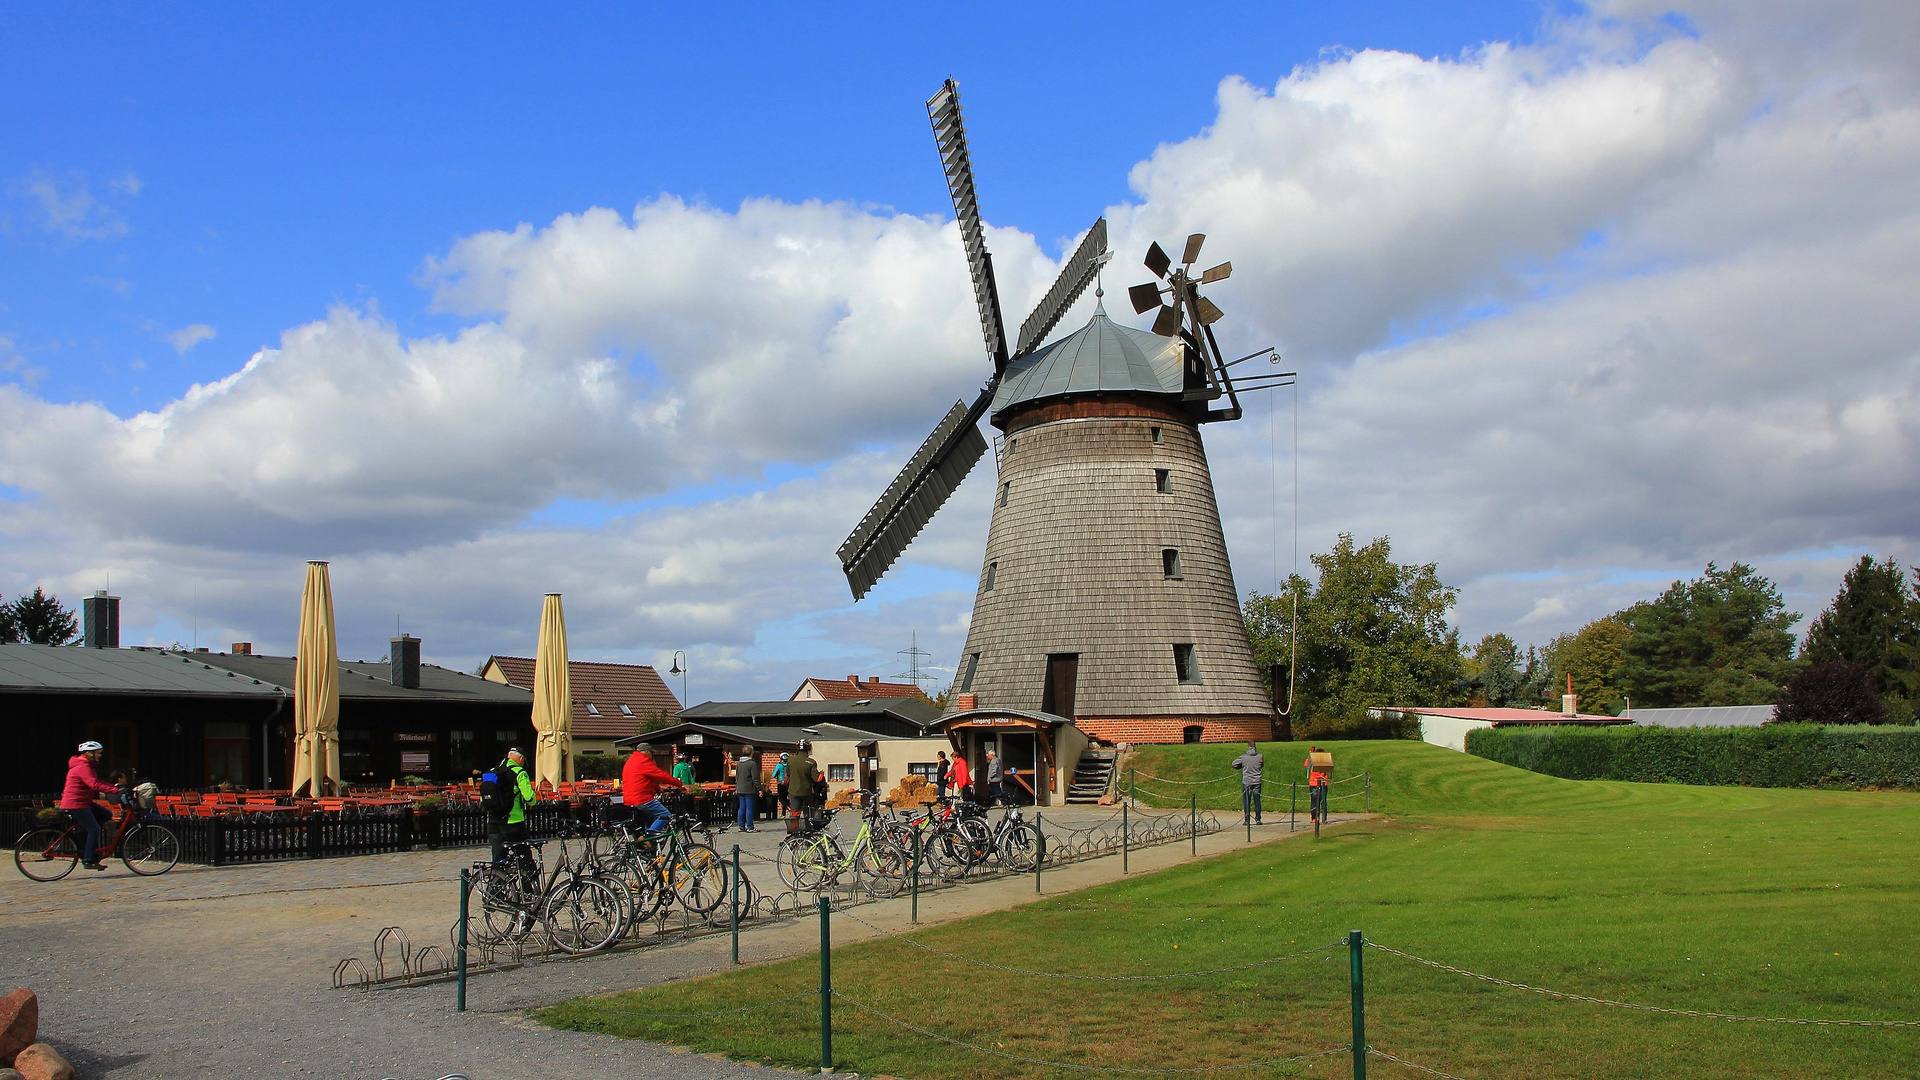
[990,305,1183,420]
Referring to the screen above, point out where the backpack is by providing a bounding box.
[479,764,519,820]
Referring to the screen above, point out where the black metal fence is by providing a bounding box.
[1,802,587,866]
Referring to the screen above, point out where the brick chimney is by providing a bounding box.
[391,634,421,689]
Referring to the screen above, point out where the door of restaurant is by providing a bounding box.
[204,722,250,787]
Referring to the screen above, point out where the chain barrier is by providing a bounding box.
[1367,1046,1477,1079]
[567,989,822,1020]
[830,988,1352,1074]
[838,908,1343,981]
[1128,771,1238,786]
[1366,942,1920,1026]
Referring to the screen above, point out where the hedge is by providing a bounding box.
[1464,723,1920,790]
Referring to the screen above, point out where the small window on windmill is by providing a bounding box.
[1174,644,1202,685]
[999,482,1010,507]
[1162,548,1183,579]
[1155,469,1172,493]
[1150,426,1163,444]
[984,561,998,590]
[960,653,980,693]
[1009,438,1018,455]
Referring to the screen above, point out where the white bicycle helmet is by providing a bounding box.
[78,740,104,752]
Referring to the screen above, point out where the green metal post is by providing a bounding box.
[1121,800,1129,874]
[1365,772,1371,814]
[910,825,921,924]
[456,868,469,1012]
[1034,812,1043,893]
[1129,766,1135,807]
[1349,930,1366,1079]
[1290,781,1296,832]
[819,895,833,1072]
[1190,794,1197,855]
[730,844,741,965]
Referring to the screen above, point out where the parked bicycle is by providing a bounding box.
[595,813,730,920]
[464,836,625,954]
[14,790,179,881]
[778,792,910,897]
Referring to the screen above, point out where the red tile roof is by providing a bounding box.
[485,656,682,739]
[792,675,929,702]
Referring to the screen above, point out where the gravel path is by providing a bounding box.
[0,807,1360,1079]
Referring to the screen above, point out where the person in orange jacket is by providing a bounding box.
[1302,745,1330,822]
[622,746,685,832]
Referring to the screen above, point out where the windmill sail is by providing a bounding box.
[928,80,1009,370]
[839,390,993,599]
[1016,217,1110,356]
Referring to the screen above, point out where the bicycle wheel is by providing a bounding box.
[929,825,975,881]
[121,823,180,875]
[995,822,1039,873]
[471,868,537,943]
[672,843,730,914]
[546,878,624,954]
[777,834,824,891]
[858,836,909,899]
[14,827,79,882]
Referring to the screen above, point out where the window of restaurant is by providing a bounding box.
[449,729,481,780]
[205,722,249,787]
[340,729,374,783]
[827,763,856,782]
[908,762,940,781]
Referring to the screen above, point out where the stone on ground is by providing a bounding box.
[11,1044,72,1080]
[0,989,36,1066]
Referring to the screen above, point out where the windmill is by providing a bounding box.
[839,79,1294,751]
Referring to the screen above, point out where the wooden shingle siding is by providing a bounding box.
[950,412,1274,739]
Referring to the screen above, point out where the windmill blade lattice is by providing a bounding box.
[928,80,1009,370]
[837,392,993,600]
[1015,217,1111,356]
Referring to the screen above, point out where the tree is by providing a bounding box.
[1616,563,1801,708]
[1774,660,1886,725]
[1541,615,1633,714]
[1802,556,1920,721]
[0,598,17,644]
[10,587,78,646]
[1245,534,1464,734]
[1466,633,1523,707]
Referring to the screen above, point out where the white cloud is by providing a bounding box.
[166,324,217,354]
[11,169,131,241]
[4,1,1919,693]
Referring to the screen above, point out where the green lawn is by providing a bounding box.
[538,740,1920,1079]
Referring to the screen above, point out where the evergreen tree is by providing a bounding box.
[1802,556,1920,721]
[10,587,78,645]
[1244,533,1464,732]
[1469,633,1523,707]
[1616,563,1801,708]
[0,598,17,643]
[1774,660,1886,725]
[1543,615,1634,714]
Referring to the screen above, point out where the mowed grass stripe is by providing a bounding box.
[538,741,1920,1079]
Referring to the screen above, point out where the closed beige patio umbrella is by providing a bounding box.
[531,592,572,786]
[291,561,341,796]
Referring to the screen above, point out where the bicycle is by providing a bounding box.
[600,813,730,918]
[15,792,180,881]
[987,804,1040,872]
[780,792,910,898]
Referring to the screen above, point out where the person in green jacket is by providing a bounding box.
[489,747,538,865]
[672,752,697,788]
[787,741,822,815]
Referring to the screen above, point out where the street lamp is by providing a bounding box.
[668,650,688,709]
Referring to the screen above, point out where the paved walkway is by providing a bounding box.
[0,806,1366,1079]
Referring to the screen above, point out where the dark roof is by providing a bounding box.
[793,676,928,701]
[679,698,942,738]
[485,656,682,738]
[616,720,944,750]
[990,305,1184,420]
[0,645,291,698]
[196,652,531,704]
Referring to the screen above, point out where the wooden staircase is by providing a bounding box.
[1066,748,1118,804]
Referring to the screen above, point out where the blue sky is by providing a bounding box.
[3,2,1916,700]
[4,2,1552,415]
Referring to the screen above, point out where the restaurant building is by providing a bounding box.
[615,698,951,799]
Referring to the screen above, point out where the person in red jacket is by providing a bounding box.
[62,740,122,870]
[621,746,685,832]
[948,752,973,804]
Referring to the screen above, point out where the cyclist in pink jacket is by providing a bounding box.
[61,741,122,870]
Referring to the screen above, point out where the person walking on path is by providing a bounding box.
[672,753,697,788]
[1232,742,1265,825]
[1302,745,1330,823]
[949,752,973,804]
[772,753,790,814]
[486,747,538,865]
[787,741,822,815]
[621,746,685,832]
[935,751,950,800]
[733,748,761,831]
[984,749,1004,806]
[61,740,121,870]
